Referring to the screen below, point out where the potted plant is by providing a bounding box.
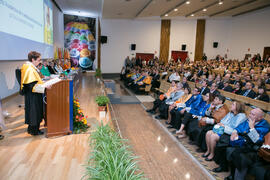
[95,95,109,111]
[95,68,102,82]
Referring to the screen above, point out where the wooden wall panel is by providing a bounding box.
[194,19,205,61]
[159,20,171,64]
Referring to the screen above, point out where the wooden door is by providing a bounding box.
[171,51,188,62]
[135,53,154,62]
[263,47,270,61]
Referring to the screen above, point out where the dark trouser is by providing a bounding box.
[214,134,231,169]
[196,124,214,151]
[151,99,163,111]
[181,112,193,134]
[170,109,185,129]
[187,117,199,141]
[159,102,169,119]
[27,124,40,135]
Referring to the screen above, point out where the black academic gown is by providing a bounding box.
[23,81,44,133]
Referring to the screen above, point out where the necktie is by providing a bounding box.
[201,87,205,94]
[243,90,249,96]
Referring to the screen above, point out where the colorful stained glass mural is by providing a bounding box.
[64,15,96,70]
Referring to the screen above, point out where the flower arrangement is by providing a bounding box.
[73,98,90,133]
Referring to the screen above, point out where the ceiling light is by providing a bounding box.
[174,8,178,11]
[185,173,190,179]
[186,1,190,4]
[219,1,223,5]
[191,14,194,16]
[165,14,168,16]
[203,9,207,12]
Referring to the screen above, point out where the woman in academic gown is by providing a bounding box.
[21,51,50,135]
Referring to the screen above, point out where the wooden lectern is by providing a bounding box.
[46,80,73,138]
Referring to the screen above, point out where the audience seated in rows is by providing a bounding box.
[121,54,270,179]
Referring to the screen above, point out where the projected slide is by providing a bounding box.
[0,0,54,60]
[0,0,44,43]
[44,0,53,45]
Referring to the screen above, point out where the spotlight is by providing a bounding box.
[185,173,190,179]
[191,14,194,17]
[174,8,178,12]
[203,9,207,12]
[165,14,168,17]
[219,1,223,5]
[164,146,168,152]
[186,1,190,5]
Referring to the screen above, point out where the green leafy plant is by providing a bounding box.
[84,124,145,180]
[95,68,102,78]
[95,95,110,106]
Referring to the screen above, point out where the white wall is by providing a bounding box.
[0,3,64,99]
[101,19,161,73]
[170,20,197,61]
[204,19,231,60]
[228,7,270,60]
[204,7,270,60]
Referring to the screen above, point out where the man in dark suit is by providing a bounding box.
[200,80,210,95]
[240,82,256,98]
[230,75,241,85]
[209,83,220,96]
[202,53,207,61]
[264,74,270,84]
[136,56,142,67]
[197,67,203,77]
[221,81,233,92]
[151,69,160,90]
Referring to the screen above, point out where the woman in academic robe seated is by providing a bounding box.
[175,92,214,139]
[156,83,184,119]
[169,87,202,130]
[194,95,228,153]
[54,60,63,74]
[254,86,270,102]
[166,86,192,125]
[21,51,51,135]
[202,101,246,161]
[146,81,176,114]
[184,93,215,142]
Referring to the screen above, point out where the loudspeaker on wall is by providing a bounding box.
[213,42,218,48]
[131,44,136,51]
[101,36,107,44]
[181,44,186,51]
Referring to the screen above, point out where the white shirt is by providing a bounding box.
[169,73,180,82]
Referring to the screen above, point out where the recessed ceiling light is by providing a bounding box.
[191,14,194,16]
[203,9,207,12]
[219,1,223,5]
[186,1,190,5]
[174,8,178,11]
[165,14,168,16]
